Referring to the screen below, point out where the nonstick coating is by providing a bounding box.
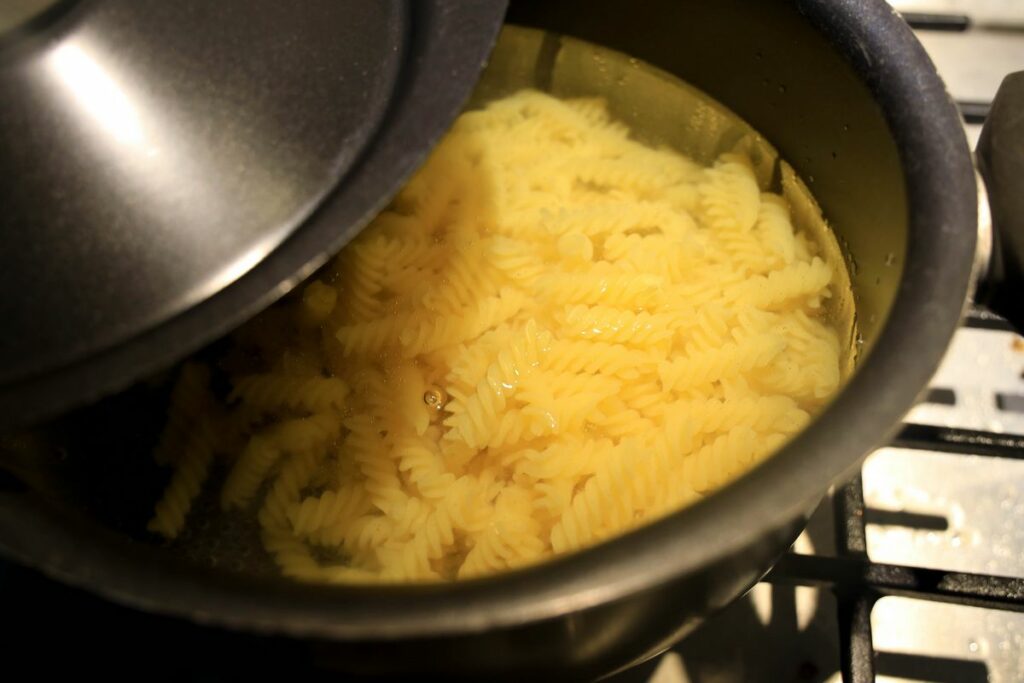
[0,0,976,677]
[0,0,507,430]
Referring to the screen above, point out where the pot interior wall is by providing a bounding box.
[509,0,907,351]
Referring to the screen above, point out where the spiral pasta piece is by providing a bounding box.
[699,153,760,233]
[544,339,660,379]
[147,414,217,539]
[151,363,211,466]
[399,287,526,356]
[536,267,665,309]
[229,375,349,416]
[289,485,370,541]
[221,414,340,510]
[300,280,338,326]
[658,335,788,392]
[559,305,677,349]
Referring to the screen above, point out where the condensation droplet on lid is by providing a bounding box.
[968,639,979,653]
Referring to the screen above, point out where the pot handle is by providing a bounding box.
[976,71,1024,331]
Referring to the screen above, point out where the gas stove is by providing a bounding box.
[3,2,1023,681]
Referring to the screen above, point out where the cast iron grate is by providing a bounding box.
[765,427,1024,683]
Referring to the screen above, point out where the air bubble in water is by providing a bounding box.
[423,387,448,411]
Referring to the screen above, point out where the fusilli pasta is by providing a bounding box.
[148,89,849,583]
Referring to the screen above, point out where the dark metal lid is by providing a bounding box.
[0,0,507,428]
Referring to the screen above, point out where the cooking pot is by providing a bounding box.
[2,0,1022,678]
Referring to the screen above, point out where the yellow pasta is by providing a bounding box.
[147,363,219,538]
[148,90,849,583]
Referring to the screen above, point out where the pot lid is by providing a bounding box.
[0,0,507,428]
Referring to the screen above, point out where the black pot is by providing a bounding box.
[1,0,1020,678]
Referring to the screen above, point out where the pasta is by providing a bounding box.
[148,89,849,583]
[147,363,219,538]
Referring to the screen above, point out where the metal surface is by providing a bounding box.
[0,0,63,34]
[871,598,1024,683]
[902,7,1024,147]
[768,459,1024,683]
[890,0,1024,27]
[974,174,993,298]
[0,0,508,428]
[977,72,1024,332]
[863,330,1024,682]
[0,0,984,677]
[0,0,401,380]
[909,325,1024,432]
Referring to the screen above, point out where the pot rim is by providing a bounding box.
[0,0,978,639]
